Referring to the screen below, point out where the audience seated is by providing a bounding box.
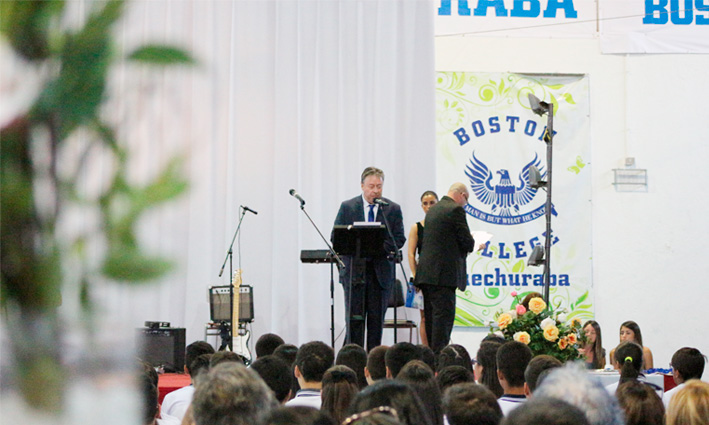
[436,366,475,393]
[365,346,389,385]
[343,406,406,425]
[385,342,422,378]
[349,380,433,425]
[139,364,160,425]
[615,380,664,425]
[162,341,214,421]
[274,343,300,396]
[396,360,444,425]
[209,351,243,367]
[191,362,279,425]
[256,333,286,358]
[666,380,709,425]
[321,365,360,423]
[523,355,561,397]
[336,344,369,390]
[286,341,334,408]
[417,345,436,371]
[608,321,653,370]
[663,347,706,408]
[436,344,474,374]
[442,382,502,425]
[581,320,606,370]
[495,341,532,415]
[475,341,504,398]
[534,363,624,425]
[501,397,590,425]
[265,406,336,425]
[606,341,661,396]
[251,355,295,403]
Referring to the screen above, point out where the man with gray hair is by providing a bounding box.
[534,363,624,425]
[415,182,482,353]
[191,362,279,425]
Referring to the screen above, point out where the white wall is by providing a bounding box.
[437,35,709,368]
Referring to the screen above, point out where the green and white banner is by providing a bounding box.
[435,72,594,327]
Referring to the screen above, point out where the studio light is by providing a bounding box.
[528,93,551,116]
[527,245,545,267]
[529,165,546,189]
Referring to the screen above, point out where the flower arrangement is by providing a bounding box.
[489,291,583,363]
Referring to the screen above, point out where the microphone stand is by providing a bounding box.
[218,207,248,349]
[296,201,344,348]
[377,201,409,343]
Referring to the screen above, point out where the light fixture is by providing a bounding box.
[527,245,545,267]
[529,165,546,189]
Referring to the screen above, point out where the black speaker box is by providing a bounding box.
[209,285,254,323]
[137,327,186,372]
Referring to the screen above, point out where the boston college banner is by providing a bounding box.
[434,72,594,327]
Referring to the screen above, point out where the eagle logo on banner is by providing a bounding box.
[464,152,553,224]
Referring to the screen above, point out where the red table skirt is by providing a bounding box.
[158,373,191,404]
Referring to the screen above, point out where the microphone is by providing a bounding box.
[374,198,389,206]
[241,205,258,215]
[289,189,306,206]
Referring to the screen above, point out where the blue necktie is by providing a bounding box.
[368,204,375,222]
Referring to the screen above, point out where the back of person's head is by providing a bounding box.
[192,362,279,425]
[139,371,159,425]
[190,353,213,384]
[502,397,590,425]
[671,347,706,382]
[666,380,709,425]
[295,341,334,383]
[343,407,406,425]
[251,355,294,403]
[210,350,243,368]
[476,341,504,398]
[442,382,502,425]
[367,345,389,382]
[614,341,644,383]
[524,355,562,394]
[273,343,299,366]
[496,341,533,388]
[386,342,422,378]
[482,334,507,345]
[337,344,369,389]
[321,365,360,423]
[436,344,473,373]
[436,365,475,393]
[185,341,216,376]
[397,360,443,425]
[620,321,643,346]
[534,363,624,425]
[417,345,436,371]
[140,360,159,387]
[256,333,286,358]
[350,380,433,425]
[615,380,664,425]
[265,406,336,425]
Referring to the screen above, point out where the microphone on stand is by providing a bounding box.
[289,189,306,207]
[241,205,258,215]
[374,198,389,206]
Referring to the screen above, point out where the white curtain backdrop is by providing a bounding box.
[87,0,436,348]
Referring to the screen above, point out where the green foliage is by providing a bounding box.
[128,44,196,65]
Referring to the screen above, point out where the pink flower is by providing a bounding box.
[510,291,518,297]
[515,304,526,315]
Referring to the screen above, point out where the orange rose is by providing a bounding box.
[570,318,582,328]
[498,313,513,329]
[543,325,559,342]
[528,297,547,314]
[558,337,568,350]
[567,333,578,345]
[513,331,531,345]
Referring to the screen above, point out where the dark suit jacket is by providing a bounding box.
[333,195,406,289]
[414,195,475,291]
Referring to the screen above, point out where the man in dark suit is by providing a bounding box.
[333,167,406,351]
[415,182,479,354]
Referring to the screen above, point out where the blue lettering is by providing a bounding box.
[644,0,669,24]
[484,274,494,286]
[489,116,501,133]
[473,0,508,16]
[472,120,485,137]
[498,242,510,259]
[534,274,543,286]
[671,0,693,24]
[480,243,493,258]
[698,0,709,24]
[454,128,470,145]
[513,241,527,258]
[495,268,506,286]
[506,116,520,132]
[511,0,540,17]
[524,120,537,136]
[543,0,578,18]
[438,0,472,15]
[471,274,482,286]
[559,274,570,286]
[522,274,531,285]
[529,236,540,249]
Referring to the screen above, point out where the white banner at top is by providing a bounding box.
[434,0,598,38]
[599,0,709,54]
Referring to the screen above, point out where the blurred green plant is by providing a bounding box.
[1,0,194,412]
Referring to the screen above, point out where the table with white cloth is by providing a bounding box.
[588,370,665,392]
